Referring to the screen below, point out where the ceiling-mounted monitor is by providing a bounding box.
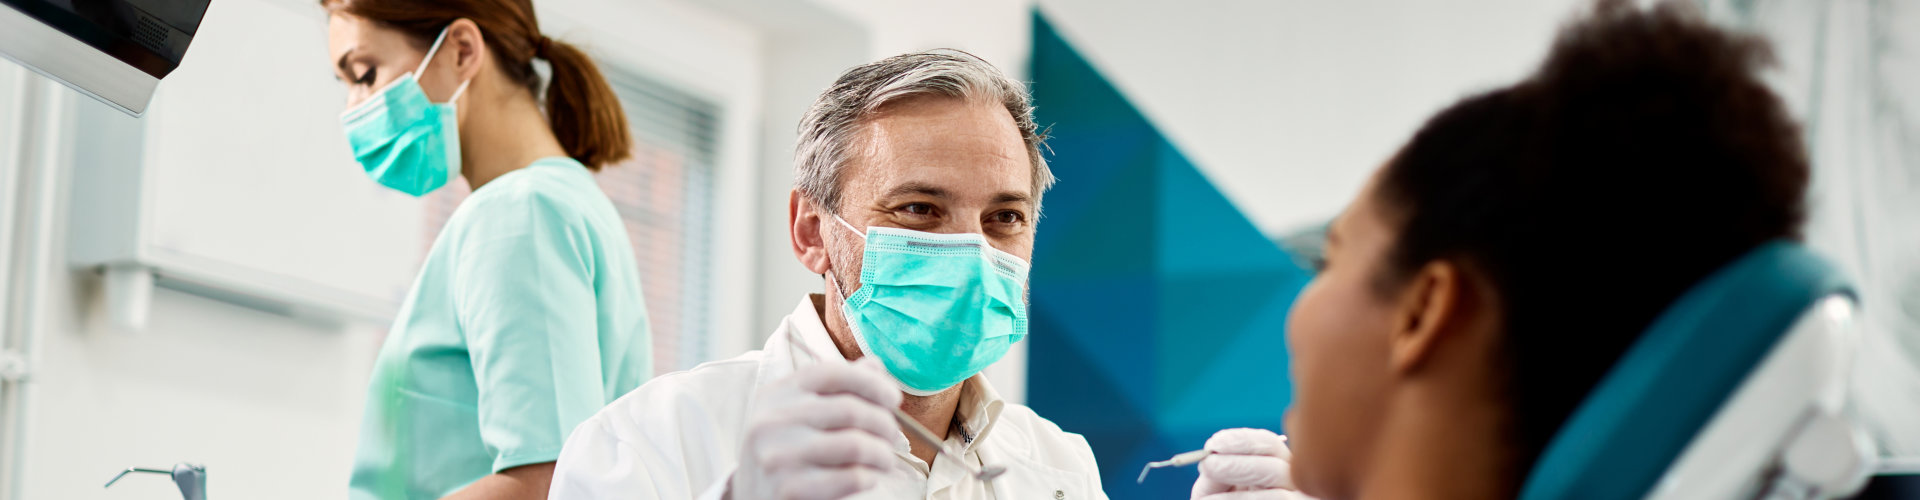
[0,0,212,115]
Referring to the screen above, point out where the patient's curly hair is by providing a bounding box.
[1374,0,1808,474]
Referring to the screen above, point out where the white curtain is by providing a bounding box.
[1701,0,1920,458]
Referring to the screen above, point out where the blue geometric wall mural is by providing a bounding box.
[1025,10,1314,499]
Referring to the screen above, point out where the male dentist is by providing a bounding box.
[549,50,1106,500]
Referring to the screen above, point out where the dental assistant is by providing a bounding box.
[323,0,651,498]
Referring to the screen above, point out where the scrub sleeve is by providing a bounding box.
[452,189,609,472]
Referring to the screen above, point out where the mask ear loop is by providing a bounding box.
[824,215,868,301]
[446,80,472,103]
[833,216,868,240]
[414,27,451,81]
[416,26,474,104]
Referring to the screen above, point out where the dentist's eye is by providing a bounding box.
[355,67,377,86]
[990,210,1026,225]
[901,203,935,216]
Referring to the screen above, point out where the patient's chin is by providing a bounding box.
[1282,420,1339,500]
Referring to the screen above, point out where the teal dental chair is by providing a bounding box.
[1519,241,1878,500]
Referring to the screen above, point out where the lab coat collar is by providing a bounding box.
[787,294,846,368]
[954,374,1006,454]
[766,294,1010,456]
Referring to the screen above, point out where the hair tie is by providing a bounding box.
[534,35,554,58]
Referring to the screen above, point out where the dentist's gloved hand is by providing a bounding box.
[1192,428,1313,500]
[729,358,902,500]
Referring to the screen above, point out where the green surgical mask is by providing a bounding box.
[340,27,470,197]
[830,216,1031,395]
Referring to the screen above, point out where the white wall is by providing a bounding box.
[703,0,868,360]
[1034,0,1587,234]
[1,64,372,500]
[2,9,396,496]
[26,275,381,500]
[816,0,1032,70]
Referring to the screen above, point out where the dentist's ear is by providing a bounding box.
[790,190,832,274]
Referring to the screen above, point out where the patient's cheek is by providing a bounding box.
[1281,271,1387,499]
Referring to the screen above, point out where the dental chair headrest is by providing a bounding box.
[1518,241,1857,500]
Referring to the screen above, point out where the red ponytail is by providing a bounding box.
[536,38,632,169]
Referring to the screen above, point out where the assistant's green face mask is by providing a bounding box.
[830,216,1032,396]
[339,27,470,197]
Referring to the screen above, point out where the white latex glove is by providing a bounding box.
[729,358,903,500]
[1192,428,1312,500]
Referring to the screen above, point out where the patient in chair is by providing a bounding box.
[1190,1,1818,499]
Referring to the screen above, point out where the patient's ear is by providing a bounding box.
[790,190,831,274]
[1389,260,1474,373]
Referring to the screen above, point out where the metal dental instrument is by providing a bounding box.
[785,326,1009,483]
[106,463,207,500]
[1137,449,1213,484]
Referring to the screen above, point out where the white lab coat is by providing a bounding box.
[550,295,1108,500]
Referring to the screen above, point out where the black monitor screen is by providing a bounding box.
[0,0,210,78]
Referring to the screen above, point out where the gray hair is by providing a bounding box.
[793,50,1055,213]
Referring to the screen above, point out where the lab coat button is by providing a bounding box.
[1054,490,1064,499]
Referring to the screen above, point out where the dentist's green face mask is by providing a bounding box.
[340,27,471,197]
[830,216,1032,396]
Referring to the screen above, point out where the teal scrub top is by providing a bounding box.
[349,157,651,499]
